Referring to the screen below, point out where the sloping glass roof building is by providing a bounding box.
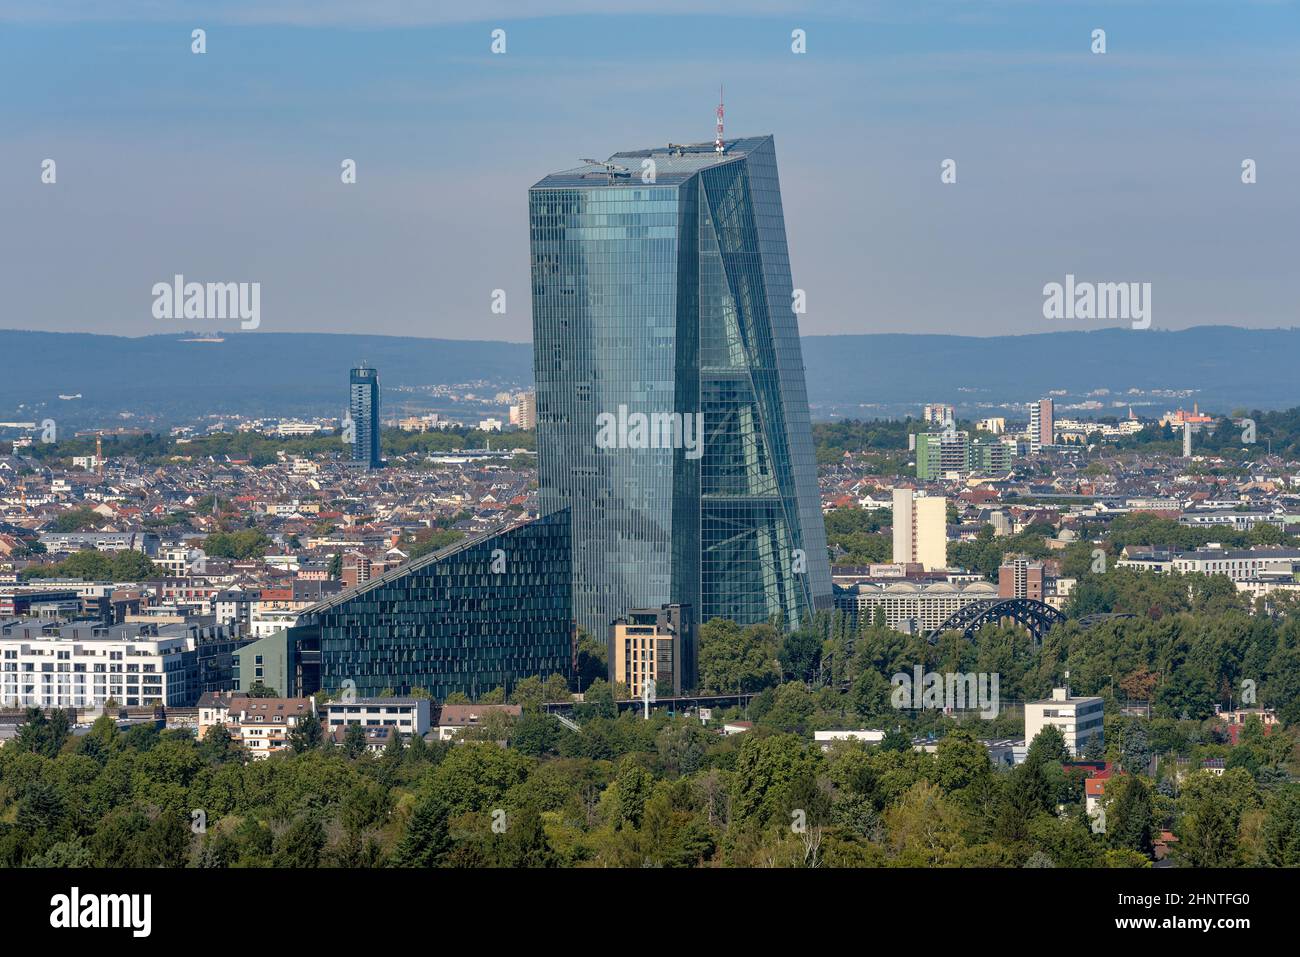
[294,510,573,700]
[529,135,832,641]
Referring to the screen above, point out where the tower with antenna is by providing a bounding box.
[714,86,725,153]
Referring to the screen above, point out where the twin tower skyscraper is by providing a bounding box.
[530,134,831,639]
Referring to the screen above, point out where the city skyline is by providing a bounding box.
[1,0,1297,898]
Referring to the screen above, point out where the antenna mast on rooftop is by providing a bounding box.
[714,86,725,153]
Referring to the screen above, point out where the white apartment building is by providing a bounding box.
[321,697,431,737]
[1236,577,1300,599]
[892,488,947,571]
[1025,687,1105,757]
[155,545,206,577]
[248,607,299,639]
[1179,511,1287,532]
[1172,547,1300,582]
[0,633,191,709]
[274,421,326,437]
[814,729,886,750]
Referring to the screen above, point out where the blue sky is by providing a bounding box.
[1,1,1296,340]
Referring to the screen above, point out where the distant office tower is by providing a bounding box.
[998,557,1044,600]
[915,430,970,480]
[349,365,382,468]
[892,489,947,571]
[1029,398,1054,452]
[530,135,831,642]
[923,404,955,427]
[1183,421,1192,458]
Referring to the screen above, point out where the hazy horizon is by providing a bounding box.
[2,1,1296,340]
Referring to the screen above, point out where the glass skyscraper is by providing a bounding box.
[349,365,382,468]
[530,134,831,641]
[296,510,573,700]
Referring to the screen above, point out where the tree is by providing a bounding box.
[885,781,968,867]
[493,802,557,868]
[576,679,617,720]
[779,628,822,683]
[1177,789,1240,866]
[732,734,822,829]
[50,506,102,532]
[288,713,323,753]
[16,780,65,834]
[203,529,273,560]
[1025,724,1068,767]
[605,759,654,829]
[1118,721,1152,774]
[272,814,325,868]
[139,809,191,867]
[1105,774,1155,858]
[511,675,546,712]
[698,618,780,694]
[1175,770,1260,867]
[574,630,607,691]
[109,549,162,581]
[342,780,390,837]
[1261,788,1300,866]
[198,724,242,764]
[381,727,406,765]
[342,723,368,759]
[391,793,452,867]
[15,708,71,757]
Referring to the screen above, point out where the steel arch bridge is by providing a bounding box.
[926,598,1067,644]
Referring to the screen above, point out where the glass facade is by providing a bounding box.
[349,365,381,468]
[530,135,831,640]
[298,510,573,700]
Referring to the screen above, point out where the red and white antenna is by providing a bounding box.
[714,85,725,153]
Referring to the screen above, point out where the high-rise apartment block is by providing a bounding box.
[923,404,955,427]
[1029,398,1054,453]
[999,557,1044,600]
[915,430,970,480]
[916,431,1014,479]
[510,392,537,429]
[892,489,947,571]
